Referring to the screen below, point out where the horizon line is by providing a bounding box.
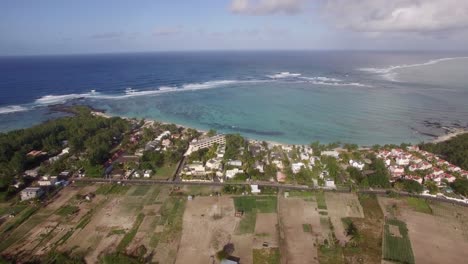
[2,48,468,58]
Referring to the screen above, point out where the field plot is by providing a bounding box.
[383,218,414,264]
[401,200,468,264]
[325,192,364,246]
[341,194,384,264]
[279,195,320,264]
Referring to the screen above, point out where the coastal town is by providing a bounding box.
[9,110,468,204]
[1,108,468,263]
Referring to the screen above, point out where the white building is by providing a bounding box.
[389,166,404,176]
[21,187,44,201]
[144,170,152,178]
[205,158,222,171]
[251,185,261,194]
[190,135,226,152]
[322,150,339,158]
[272,160,284,170]
[325,179,336,189]
[396,156,410,166]
[38,176,57,186]
[227,160,242,167]
[226,168,244,179]
[349,159,365,170]
[291,162,305,174]
[254,161,264,173]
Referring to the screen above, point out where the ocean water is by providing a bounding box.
[1,51,467,145]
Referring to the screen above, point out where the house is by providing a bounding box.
[291,162,305,174]
[144,170,152,178]
[377,150,391,159]
[250,185,261,194]
[59,171,71,179]
[272,160,284,170]
[391,148,404,156]
[407,145,419,152]
[38,176,57,186]
[325,178,336,189]
[405,175,423,184]
[389,166,404,176]
[21,187,44,201]
[309,156,317,166]
[432,168,444,176]
[396,156,410,166]
[133,171,141,178]
[322,150,339,158]
[300,152,310,161]
[276,171,287,183]
[227,160,242,167]
[443,173,456,183]
[349,159,365,170]
[447,165,461,172]
[254,161,264,173]
[186,163,206,176]
[226,168,244,179]
[206,158,222,171]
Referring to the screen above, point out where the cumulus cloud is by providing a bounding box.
[230,0,305,15]
[152,26,182,36]
[323,0,468,33]
[90,32,124,39]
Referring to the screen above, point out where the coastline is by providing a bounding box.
[431,128,468,143]
[91,109,467,147]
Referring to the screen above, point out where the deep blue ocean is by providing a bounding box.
[1,51,467,145]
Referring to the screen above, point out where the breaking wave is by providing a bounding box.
[267,72,302,79]
[359,56,468,81]
[0,105,29,114]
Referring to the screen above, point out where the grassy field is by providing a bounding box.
[153,163,178,180]
[55,205,79,216]
[253,248,280,264]
[149,196,186,247]
[233,196,277,234]
[95,184,131,195]
[383,218,415,264]
[319,244,344,264]
[287,190,314,198]
[315,192,327,210]
[406,197,432,214]
[302,224,312,233]
[129,185,152,196]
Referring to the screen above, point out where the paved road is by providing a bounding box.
[72,177,468,207]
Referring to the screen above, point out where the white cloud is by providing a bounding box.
[230,0,305,15]
[323,0,468,33]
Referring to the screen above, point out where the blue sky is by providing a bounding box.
[1,0,468,55]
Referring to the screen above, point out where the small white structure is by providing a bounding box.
[143,170,152,178]
[349,160,365,170]
[226,168,244,179]
[272,160,284,170]
[322,150,339,158]
[133,171,141,178]
[38,176,57,186]
[227,160,242,167]
[325,178,336,189]
[254,161,264,173]
[250,185,261,194]
[291,162,305,174]
[21,187,44,201]
[206,158,222,171]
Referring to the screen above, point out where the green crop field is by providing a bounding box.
[233,196,277,234]
[383,219,415,264]
[406,197,432,214]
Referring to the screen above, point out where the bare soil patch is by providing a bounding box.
[279,196,320,264]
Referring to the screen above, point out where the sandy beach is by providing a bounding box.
[432,128,468,143]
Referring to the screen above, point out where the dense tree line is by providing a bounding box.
[0,107,130,195]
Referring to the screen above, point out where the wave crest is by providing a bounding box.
[0,105,29,114]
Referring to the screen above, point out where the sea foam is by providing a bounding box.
[0,105,29,114]
[359,56,468,81]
